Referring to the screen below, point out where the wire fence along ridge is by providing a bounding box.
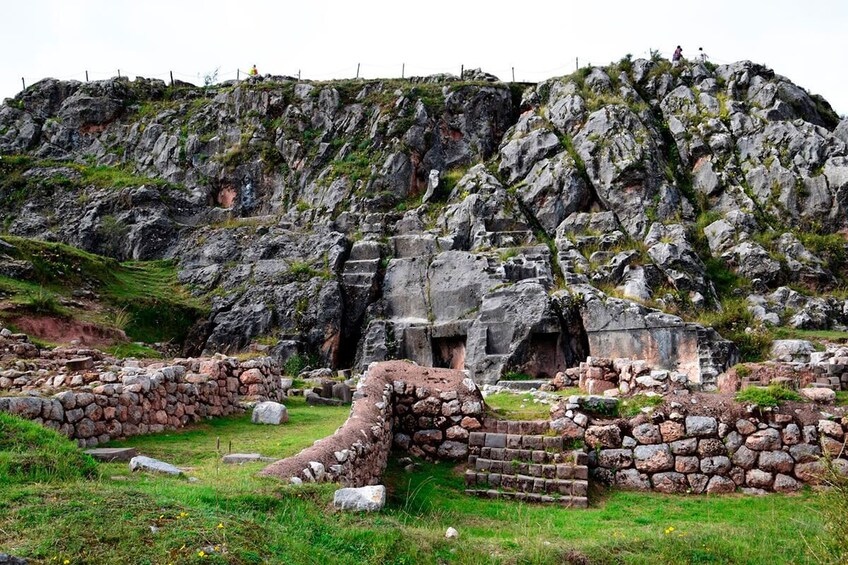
[14,49,735,92]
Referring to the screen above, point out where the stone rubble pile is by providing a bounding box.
[553,356,689,397]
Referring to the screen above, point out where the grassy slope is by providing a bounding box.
[0,412,98,485]
[0,396,837,564]
[0,235,205,345]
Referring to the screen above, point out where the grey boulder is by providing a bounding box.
[333,485,386,512]
[129,456,183,476]
[252,401,289,425]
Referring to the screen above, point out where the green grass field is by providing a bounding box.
[0,396,842,564]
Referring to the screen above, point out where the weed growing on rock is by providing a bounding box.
[735,384,802,407]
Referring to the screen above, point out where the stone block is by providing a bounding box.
[333,486,386,512]
[84,447,137,462]
[251,402,288,425]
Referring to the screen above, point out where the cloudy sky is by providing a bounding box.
[2,0,846,114]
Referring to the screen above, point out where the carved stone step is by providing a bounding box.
[464,489,588,508]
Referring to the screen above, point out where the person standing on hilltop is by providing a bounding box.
[249,64,258,76]
[672,46,683,67]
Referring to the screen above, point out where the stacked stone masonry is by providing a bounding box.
[260,361,485,486]
[0,355,284,447]
[464,423,590,508]
[554,356,690,397]
[585,412,848,494]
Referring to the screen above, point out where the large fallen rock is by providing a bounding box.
[770,340,815,363]
[799,387,836,403]
[129,456,183,476]
[251,401,289,425]
[333,485,386,512]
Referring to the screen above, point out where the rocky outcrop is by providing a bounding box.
[2,57,847,386]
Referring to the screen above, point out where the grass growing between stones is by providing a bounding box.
[0,397,837,564]
[735,384,803,408]
[484,390,578,421]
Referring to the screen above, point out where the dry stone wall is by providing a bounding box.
[260,361,485,486]
[0,355,284,447]
[547,396,848,494]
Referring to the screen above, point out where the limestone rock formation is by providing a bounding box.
[2,56,847,386]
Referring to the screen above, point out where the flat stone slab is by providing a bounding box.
[65,356,94,371]
[333,485,386,512]
[305,392,346,406]
[84,447,138,462]
[129,456,183,476]
[222,453,277,464]
[495,380,549,390]
[800,387,836,403]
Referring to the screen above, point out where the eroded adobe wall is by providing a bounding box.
[259,361,485,486]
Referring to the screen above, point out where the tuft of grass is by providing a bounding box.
[0,412,98,485]
[25,287,63,316]
[735,384,802,408]
[103,342,162,359]
[618,394,664,417]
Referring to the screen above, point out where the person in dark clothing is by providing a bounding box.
[672,46,683,67]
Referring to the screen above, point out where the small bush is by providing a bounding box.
[734,364,752,379]
[284,353,319,376]
[735,384,802,408]
[0,412,98,484]
[697,298,772,362]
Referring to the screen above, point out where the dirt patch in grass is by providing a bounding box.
[9,314,127,346]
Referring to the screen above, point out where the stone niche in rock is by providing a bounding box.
[512,331,569,379]
[431,335,467,370]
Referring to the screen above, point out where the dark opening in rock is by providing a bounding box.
[432,336,466,370]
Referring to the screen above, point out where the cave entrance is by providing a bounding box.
[520,332,568,379]
[432,336,466,370]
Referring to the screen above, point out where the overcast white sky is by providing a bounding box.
[1,0,846,114]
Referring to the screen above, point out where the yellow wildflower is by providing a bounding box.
[217,523,224,529]
[198,550,206,557]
